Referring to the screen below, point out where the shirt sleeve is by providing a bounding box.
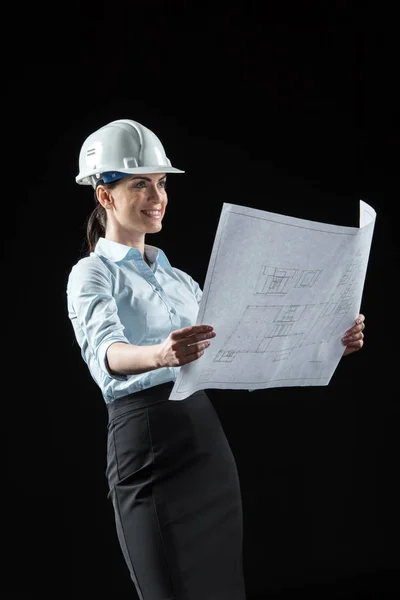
[67,257,129,381]
[189,275,203,305]
[170,266,203,306]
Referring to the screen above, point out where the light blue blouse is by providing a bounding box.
[66,237,202,403]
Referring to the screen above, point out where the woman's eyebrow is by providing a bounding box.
[129,174,167,182]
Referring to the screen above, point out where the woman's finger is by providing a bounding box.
[183,341,211,364]
[170,324,214,341]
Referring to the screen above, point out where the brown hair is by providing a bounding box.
[83,180,120,255]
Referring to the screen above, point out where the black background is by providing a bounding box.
[4,1,399,598]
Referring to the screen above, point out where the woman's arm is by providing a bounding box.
[107,324,216,375]
[106,342,161,376]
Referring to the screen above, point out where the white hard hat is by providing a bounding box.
[76,118,184,187]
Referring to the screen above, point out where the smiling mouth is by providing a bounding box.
[141,210,162,219]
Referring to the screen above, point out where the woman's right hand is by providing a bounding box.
[157,325,216,368]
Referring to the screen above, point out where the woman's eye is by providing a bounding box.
[134,180,167,189]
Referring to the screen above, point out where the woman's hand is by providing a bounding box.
[157,325,216,368]
[342,314,365,356]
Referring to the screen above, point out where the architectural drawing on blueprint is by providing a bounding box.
[254,265,321,295]
[169,200,376,400]
[214,253,365,366]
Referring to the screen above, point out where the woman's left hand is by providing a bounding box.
[342,314,365,356]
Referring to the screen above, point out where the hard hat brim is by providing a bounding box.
[76,165,185,185]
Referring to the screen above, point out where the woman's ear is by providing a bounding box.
[96,185,111,210]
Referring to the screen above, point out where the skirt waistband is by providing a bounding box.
[106,381,175,420]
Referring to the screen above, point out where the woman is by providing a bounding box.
[66,118,365,600]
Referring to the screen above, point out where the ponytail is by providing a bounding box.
[81,180,120,256]
[85,203,106,255]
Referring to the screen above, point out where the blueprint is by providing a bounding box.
[169,200,376,401]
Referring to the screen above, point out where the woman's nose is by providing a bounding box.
[148,185,164,201]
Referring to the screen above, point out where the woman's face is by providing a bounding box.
[103,172,168,237]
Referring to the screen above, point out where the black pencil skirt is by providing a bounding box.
[105,381,246,600]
